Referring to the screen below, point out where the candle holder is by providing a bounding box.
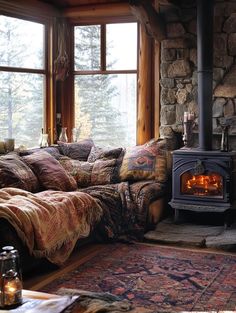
[0,247,22,309]
[183,112,195,148]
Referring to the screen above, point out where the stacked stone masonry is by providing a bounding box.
[159,0,236,150]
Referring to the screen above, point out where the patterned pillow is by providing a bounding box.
[146,138,173,175]
[23,151,77,191]
[91,158,120,185]
[0,153,39,192]
[20,146,62,160]
[119,141,168,183]
[58,139,94,161]
[87,146,123,162]
[59,157,93,188]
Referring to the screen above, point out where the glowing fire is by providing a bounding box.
[182,173,223,196]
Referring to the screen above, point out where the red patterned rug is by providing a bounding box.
[41,243,236,312]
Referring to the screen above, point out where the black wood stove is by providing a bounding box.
[169,0,236,225]
[170,149,236,223]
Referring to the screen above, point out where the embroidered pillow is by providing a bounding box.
[87,146,123,162]
[0,153,39,192]
[119,141,168,183]
[91,158,120,185]
[59,157,93,188]
[58,139,94,161]
[23,151,77,191]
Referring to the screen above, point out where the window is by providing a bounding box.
[0,15,46,148]
[74,23,137,147]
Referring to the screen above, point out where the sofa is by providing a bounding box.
[0,138,173,274]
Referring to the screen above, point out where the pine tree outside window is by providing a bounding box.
[0,15,46,148]
[74,23,137,147]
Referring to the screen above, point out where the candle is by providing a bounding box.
[2,276,22,307]
[184,112,188,122]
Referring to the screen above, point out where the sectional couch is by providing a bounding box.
[0,138,174,273]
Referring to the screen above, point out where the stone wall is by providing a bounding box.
[159,0,236,150]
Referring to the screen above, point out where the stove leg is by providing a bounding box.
[224,210,231,229]
[174,209,180,223]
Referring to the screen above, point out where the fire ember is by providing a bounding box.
[181,173,223,197]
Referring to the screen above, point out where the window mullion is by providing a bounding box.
[100,24,106,71]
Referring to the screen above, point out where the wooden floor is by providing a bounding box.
[23,243,106,291]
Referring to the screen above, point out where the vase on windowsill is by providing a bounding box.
[59,127,68,142]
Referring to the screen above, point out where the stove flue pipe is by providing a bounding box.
[197,0,214,151]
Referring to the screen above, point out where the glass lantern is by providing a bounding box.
[0,247,22,309]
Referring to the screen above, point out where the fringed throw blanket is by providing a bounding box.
[0,188,103,265]
[0,180,165,265]
[80,180,166,242]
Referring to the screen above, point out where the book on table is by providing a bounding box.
[0,290,79,313]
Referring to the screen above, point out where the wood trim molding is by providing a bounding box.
[137,23,152,145]
[154,0,161,139]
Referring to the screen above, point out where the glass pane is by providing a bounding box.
[181,171,223,198]
[0,72,44,148]
[0,15,44,69]
[106,23,137,70]
[74,25,101,71]
[75,74,137,147]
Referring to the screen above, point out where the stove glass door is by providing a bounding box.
[181,172,223,198]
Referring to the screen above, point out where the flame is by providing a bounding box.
[182,173,223,196]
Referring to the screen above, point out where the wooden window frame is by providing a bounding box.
[71,21,138,144]
[0,3,55,145]
[61,3,158,145]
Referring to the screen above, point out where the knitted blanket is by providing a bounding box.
[0,181,165,265]
[0,188,103,265]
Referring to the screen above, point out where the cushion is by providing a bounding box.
[119,141,168,183]
[23,151,77,191]
[87,146,123,162]
[20,146,62,160]
[59,157,93,188]
[58,139,94,161]
[0,153,39,192]
[91,159,120,185]
[146,138,174,175]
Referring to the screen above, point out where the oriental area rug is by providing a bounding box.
[40,243,236,312]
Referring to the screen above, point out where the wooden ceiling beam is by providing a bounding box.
[0,0,60,19]
[129,0,166,42]
[63,3,135,23]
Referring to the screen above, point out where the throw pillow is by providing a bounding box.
[119,141,168,183]
[58,139,94,161]
[145,138,173,176]
[87,146,123,162]
[59,157,93,188]
[23,151,77,191]
[19,146,62,160]
[0,153,39,192]
[91,158,120,185]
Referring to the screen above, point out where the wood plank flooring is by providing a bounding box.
[23,243,106,291]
